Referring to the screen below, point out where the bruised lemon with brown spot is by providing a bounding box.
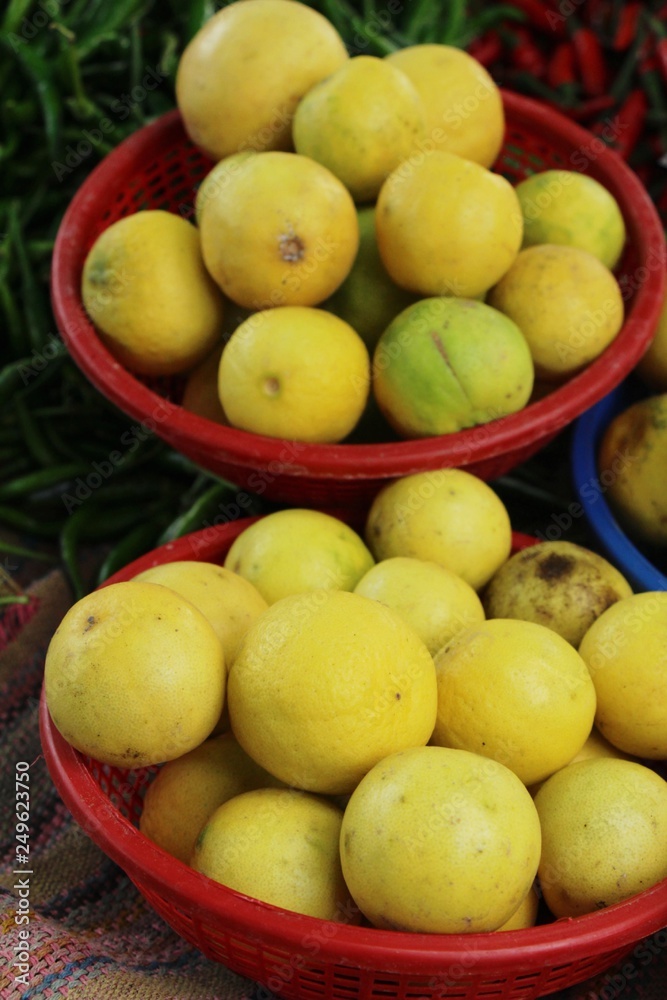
[175,0,349,161]
[597,392,667,547]
[482,540,633,647]
[199,151,359,309]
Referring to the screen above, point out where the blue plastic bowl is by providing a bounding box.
[571,378,667,592]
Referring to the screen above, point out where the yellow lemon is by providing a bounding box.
[431,618,597,786]
[181,345,227,424]
[217,307,370,443]
[175,0,348,160]
[364,470,512,591]
[132,560,268,667]
[534,758,667,918]
[81,210,224,377]
[372,297,534,437]
[224,508,375,605]
[227,589,437,794]
[481,540,633,647]
[192,787,356,921]
[375,150,523,299]
[495,884,540,931]
[386,44,505,168]
[353,556,485,656]
[199,151,359,309]
[293,55,426,203]
[597,393,667,547]
[527,726,636,797]
[44,581,225,768]
[515,170,626,269]
[324,206,418,352]
[568,726,637,764]
[194,151,257,226]
[488,243,624,382]
[339,745,542,933]
[139,732,278,864]
[636,287,667,390]
[578,591,667,759]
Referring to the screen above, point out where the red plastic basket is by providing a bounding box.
[39,518,667,1000]
[50,93,666,512]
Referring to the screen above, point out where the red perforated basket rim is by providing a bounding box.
[50,92,666,483]
[39,518,667,984]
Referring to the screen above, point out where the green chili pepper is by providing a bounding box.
[0,506,63,538]
[0,540,57,563]
[7,200,52,352]
[15,396,61,467]
[157,480,242,545]
[0,595,31,607]
[1,0,34,34]
[0,463,94,502]
[96,517,170,586]
[0,40,63,158]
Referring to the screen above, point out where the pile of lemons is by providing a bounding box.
[81,0,627,445]
[44,469,667,934]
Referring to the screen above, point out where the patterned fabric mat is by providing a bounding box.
[1,571,665,1000]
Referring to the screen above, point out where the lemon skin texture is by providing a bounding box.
[227,589,437,795]
[340,745,542,933]
[81,210,225,377]
[44,581,225,768]
[176,0,349,160]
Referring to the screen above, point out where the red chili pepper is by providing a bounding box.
[503,25,547,78]
[611,2,642,51]
[467,30,503,69]
[580,0,613,31]
[568,17,609,97]
[649,14,667,83]
[505,0,566,37]
[546,41,576,89]
[567,94,617,122]
[612,89,649,160]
